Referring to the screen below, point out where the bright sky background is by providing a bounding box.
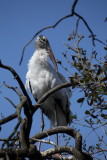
[0,0,107,158]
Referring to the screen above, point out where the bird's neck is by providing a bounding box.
[28,49,49,70]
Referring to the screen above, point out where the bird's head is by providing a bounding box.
[35,35,58,72]
[35,35,49,49]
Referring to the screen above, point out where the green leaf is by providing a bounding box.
[77,98,85,103]
[85,110,91,115]
[71,114,77,119]
[101,114,107,119]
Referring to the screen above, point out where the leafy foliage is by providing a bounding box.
[61,32,107,159]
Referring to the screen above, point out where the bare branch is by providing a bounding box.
[0,60,31,105]
[31,138,57,147]
[91,149,107,155]
[74,18,80,38]
[8,122,20,140]
[33,82,72,112]
[0,112,17,125]
[19,97,32,150]
[3,82,22,97]
[76,35,84,48]
[2,122,20,149]
[0,138,18,142]
[31,126,82,151]
[41,146,84,160]
[94,37,106,45]
[50,155,76,160]
[16,96,28,121]
[57,60,73,76]
[74,12,95,46]
[71,0,78,14]
[4,97,16,108]
[0,96,28,125]
[64,42,78,53]
[20,119,29,149]
[73,12,106,46]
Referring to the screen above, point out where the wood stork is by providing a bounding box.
[25,35,72,127]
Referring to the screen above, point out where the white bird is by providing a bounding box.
[25,35,72,127]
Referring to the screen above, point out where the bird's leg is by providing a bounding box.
[54,105,58,146]
[54,106,64,159]
[38,109,45,151]
[41,109,45,131]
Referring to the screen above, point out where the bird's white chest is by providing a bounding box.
[26,60,58,99]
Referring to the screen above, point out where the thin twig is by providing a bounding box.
[57,61,73,76]
[76,35,84,48]
[64,43,78,53]
[91,149,107,155]
[0,96,28,125]
[94,38,106,45]
[74,12,106,46]
[84,122,107,140]
[0,112,17,125]
[3,82,21,96]
[74,18,80,38]
[74,12,95,46]
[31,138,57,147]
[0,60,31,105]
[2,122,20,149]
[4,97,16,108]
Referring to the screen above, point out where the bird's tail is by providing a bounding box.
[50,104,69,127]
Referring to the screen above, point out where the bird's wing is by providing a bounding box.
[54,91,72,124]
[49,72,72,124]
[55,72,72,124]
[57,72,72,98]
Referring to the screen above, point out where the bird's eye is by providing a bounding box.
[39,35,47,44]
[42,38,46,42]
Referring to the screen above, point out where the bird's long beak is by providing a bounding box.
[48,48,58,73]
